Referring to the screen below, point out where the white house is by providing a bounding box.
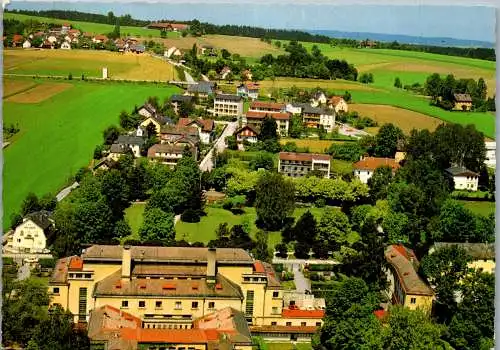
[220,66,231,80]
[485,141,496,168]
[353,157,401,184]
[60,41,72,50]
[328,96,349,113]
[235,125,259,144]
[445,166,479,191]
[22,40,31,49]
[165,46,182,58]
[47,35,58,44]
[137,103,157,119]
[115,135,147,157]
[310,91,327,107]
[213,94,244,119]
[236,83,259,100]
[301,105,336,132]
[177,118,215,144]
[7,211,53,254]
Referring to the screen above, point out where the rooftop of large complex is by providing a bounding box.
[249,101,285,111]
[279,152,330,162]
[385,245,434,296]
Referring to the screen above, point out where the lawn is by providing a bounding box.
[3,78,180,229]
[4,12,163,38]
[174,206,327,248]
[460,200,495,217]
[280,138,338,153]
[124,202,147,238]
[4,49,177,81]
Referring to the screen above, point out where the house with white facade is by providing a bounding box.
[213,94,244,119]
[445,166,479,191]
[236,83,259,100]
[177,118,215,144]
[6,211,53,254]
[485,141,496,168]
[60,41,71,50]
[137,103,158,119]
[115,135,147,157]
[278,152,331,178]
[301,105,336,133]
[310,91,327,107]
[22,40,31,48]
[235,125,259,144]
[353,157,401,184]
[328,96,349,113]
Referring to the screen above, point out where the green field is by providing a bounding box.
[4,12,173,38]
[460,200,495,217]
[3,78,180,229]
[124,202,147,237]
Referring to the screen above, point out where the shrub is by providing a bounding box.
[181,209,201,223]
[38,258,56,269]
[273,263,284,273]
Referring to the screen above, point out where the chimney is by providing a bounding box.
[122,245,132,279]
[207,248,216,283]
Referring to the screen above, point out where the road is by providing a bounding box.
[199,121,238,172]
[291,263,311,293]
[56,181,79,202]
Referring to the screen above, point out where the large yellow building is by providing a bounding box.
[385,245,435,314]
[49,245,325,347]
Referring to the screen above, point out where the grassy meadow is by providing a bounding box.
[460,201,495,217]
[4,49,177,81]
[3,77,180,229]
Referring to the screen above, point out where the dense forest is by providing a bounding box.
[6,9,495,61]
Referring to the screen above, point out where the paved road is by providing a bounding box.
[56,181,79,202]
[17,264,31,281]
[272,258,340,265]
[337,122,371,138]
[292,263,311,293]
[199,121,238,172]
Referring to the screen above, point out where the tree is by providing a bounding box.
[275,243,288,258]
[252,231,272,262]
[431,199,480,243]
[74,199,114,243]
[420,245,472,323]
[258,115,278,141]
[21,192,41,216]
[103,125,120,145]
[249,152,274,171]
[255,172,295,230]
[374,123,404,157]
[425,73,442,101]
[113,219,132,238]
[382,306,449,350]
[221,48,231,59]
[368,166,394,201]
[447,270,494,350]
[39,193,57,212]
[139,208,175,243]
[289,115,304,138]
[394,77,402,88]
[314,208,351,258]
[293,210,317,244]
[226,135,238,150]
[100,169,130,220]
[2,278,50,347]
[27,304,90,350]
[93,144,105,160]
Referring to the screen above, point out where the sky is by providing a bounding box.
[7,2,497,42]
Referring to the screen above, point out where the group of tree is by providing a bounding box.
[359,72,374,84]
[10,192,57,230]
[424,73,495,111]
[313,276,452,350]
[259,41,358,81]
[2,278,90,349]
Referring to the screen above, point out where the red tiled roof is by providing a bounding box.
[279,152,330,162]
[353,157,400,171]
[253,261,266,273]
[246,83,260,90]
[282,309,325,318]
[329,96,344,106]
[69,256,83,270]
[94,35,108,41]
[250,101,285,111]
[12,34,23,43]
[246,111,290,120]
[177,118,214,132]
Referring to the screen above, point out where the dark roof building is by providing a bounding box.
[445,166,479,177]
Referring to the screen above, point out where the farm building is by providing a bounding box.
[328,96,349,113]
[453,93,473,111]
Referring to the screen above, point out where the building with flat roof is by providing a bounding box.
[49,245,325,343]
[278,152,331,178]
[385,245,434,314]
[213,94,244,119]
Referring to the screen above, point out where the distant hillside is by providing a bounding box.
[307,30,495,49]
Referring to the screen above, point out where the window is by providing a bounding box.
[78,288,87,322]
[316,322,322,327]
[272,291,279,298]
[272,307,279,314]
[175,302,182,310]
[139,301,146,308]
[208,302,215,309]
[410,297,417,304]
[192,301,199,309]
[121,300,129,308]
[286,322,292,326]
[156,301,162,308]
[85,273,91,279]
[301,322,307,326]
[271,322,277,326]
[53,287,60,294]
[245,291,254,317]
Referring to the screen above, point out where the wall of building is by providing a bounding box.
[453,102,472,111]
[453,175,478,191]
[11,220,46,253]
[354,169,372,184]
[403,294,434,314]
